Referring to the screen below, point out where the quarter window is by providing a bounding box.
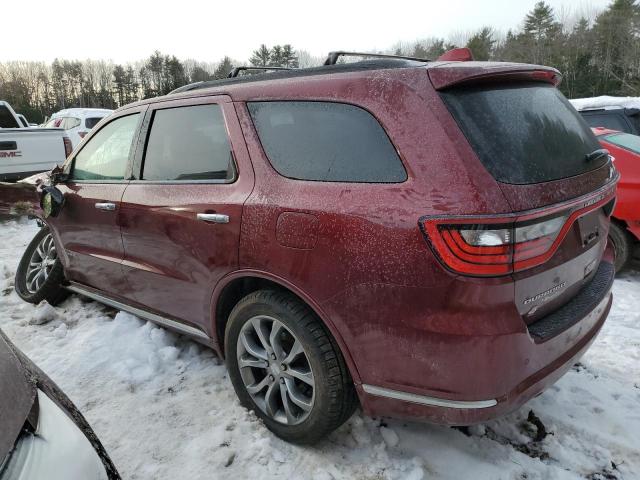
[142,104,235,181]
[72,113,139,181]
[247,101,407,183]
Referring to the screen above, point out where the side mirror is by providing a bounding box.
[40,185,65,218]
[50,164,69,184]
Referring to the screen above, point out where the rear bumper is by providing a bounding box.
[356,263,614,425]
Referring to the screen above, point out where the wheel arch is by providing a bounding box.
[210,270,362,384]
[612,215,640,241]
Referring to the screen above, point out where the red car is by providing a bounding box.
[14,51,617,444]
[592,127,640,271]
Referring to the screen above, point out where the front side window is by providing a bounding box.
[72,113,139,181]
[142,104,234,181]
[604,133,640,155]
[248,101,407,183]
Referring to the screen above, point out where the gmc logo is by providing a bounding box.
[0,151,22,158]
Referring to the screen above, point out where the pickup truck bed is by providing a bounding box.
[0,128,68,182]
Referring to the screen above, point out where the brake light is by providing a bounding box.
[63,137,72,158]
[419,190,615,276]
[78,131,87,139]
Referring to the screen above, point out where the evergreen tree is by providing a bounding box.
[250,44,271,66]
[592,0,640,95]
[465,27,495,60]
[270,45,284,66]
[213,57,234,79]
[281,45,298,68]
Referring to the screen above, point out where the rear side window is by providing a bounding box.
[441,83,604,184]
[64,117,81,130]
[248,101,407,183]
[142,104,235,181]
[604,133,640,154]
[85,117,103,129]
[0,106,20,128]
[72,113,139,180]
[581,113,629,133]
[47,118,64,128]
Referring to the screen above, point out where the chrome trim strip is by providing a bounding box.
[66,284,210,340]
[362,384,498,409]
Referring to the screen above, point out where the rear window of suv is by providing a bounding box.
[248,101,407,183]
[441,82,605,185]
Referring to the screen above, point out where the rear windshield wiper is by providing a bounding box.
[585,148,609,163]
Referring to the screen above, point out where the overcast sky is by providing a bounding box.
[3,0,612,64]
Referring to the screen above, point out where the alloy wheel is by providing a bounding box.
[25,233,57,294]
[236,315,315,425]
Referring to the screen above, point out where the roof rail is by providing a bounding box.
[169,82,204,94]
[228,66,292,78]
[323,51,429,65]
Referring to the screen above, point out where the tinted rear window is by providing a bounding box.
[248,101,406,183]
[85,117,103,129]
[441,83,604,184]
[604,133,640,154]
[0,106,20,128]
[581,112,629,133]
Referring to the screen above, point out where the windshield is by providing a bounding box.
[441,82,605,184]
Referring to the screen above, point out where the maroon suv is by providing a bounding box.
[15,52,618,444]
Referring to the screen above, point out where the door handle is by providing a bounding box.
[95,202,116,211]
[197,213,229,224]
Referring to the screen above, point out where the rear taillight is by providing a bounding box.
[420,190,616,276]
[78,131,87,139]
[63,137,72,158]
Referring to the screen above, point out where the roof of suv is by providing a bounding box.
[116,59,560,112]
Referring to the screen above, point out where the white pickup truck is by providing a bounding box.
[0,101,71,182]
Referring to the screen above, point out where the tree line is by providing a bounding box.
[1,0,639,123]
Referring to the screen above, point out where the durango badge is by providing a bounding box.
[523,282,567,305]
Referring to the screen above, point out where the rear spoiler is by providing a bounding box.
[429,64,562,90]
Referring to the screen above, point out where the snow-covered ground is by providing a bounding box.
[1,218,639,480]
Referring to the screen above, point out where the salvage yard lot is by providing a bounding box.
[1,218,639,480]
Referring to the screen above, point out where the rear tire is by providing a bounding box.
[15,226,68,305]
[225,289,357,444]
[608,222,632,273]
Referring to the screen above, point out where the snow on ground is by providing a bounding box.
[1,218,639,480]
